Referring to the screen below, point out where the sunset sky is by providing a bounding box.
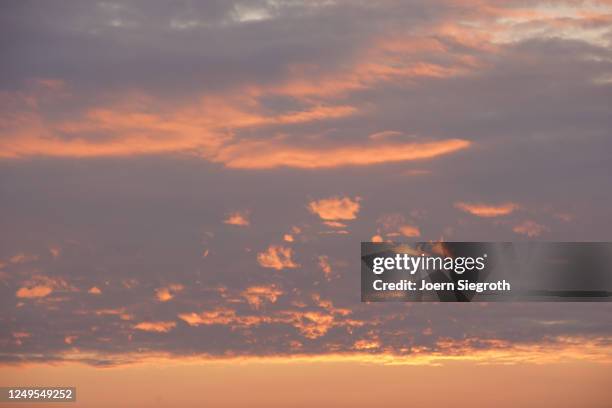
[1,1,612,406]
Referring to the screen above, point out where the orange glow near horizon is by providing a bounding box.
[1,357,610,408]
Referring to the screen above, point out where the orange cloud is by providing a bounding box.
[134,321,176,333]
[177,301,359,340]
[287,311,335,339]
[155,284,184,302]
[9,253,38,264]
[94,308,133,321]
[178,309,234,326]
[354,339,381,350]
[270,105,357,124]
[271,30,483,101]
[15,275,72,299]
[64,335,77,345]
[1,72,471,170]
[318,255,332,279]
[16,285,53,299]
[257,245,299,270]
[454,201,520,217]
[241,285,283,309]
[0,84,357,162]
[513,220,548,237]
[308,196,361,221]
[398,225,421,237]
[212,139,470,169]
[224,211,250,227]
[88,286,102,295]
[323,221,347,228]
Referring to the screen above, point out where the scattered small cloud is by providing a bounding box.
[455,202,520,217]
[134,321,176,333]
[318,255,332,279]
[398,224,421,237]
[16,285,53,299]
[88,286,102,295]
[241,285,283,309]
[49,246,61,259]
[375,213,421,239]
[257,245,299,270]
[64,335,77,345]
[178,308,240,327]
[354,338,381,350]
[513,220,548,237]
[224,211,250,226]
[9,253,38,264]
[155,284,184,302]
[15,276,70,299]
[323,221,347,228]
[308,196,361,221]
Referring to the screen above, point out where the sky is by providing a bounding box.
[1,0,612,406]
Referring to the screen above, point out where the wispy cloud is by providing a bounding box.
[454,202,520,217]
[134,321,176,333]
[513,220,548,237]
[213,139,470,169]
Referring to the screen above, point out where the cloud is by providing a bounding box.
[323,221,347,228]
[15,276,71,299]
[318,255,332,279]
[178,308,260,327]
[88,286,102,295]
[134,321,176,333]
[155,284,184,302]
[63,335,78,345]
[16,285,53,299]
[374,213,421,239]
[308,196,361,221]
[398,225,421,238]
[9,253,38,264]
[212,139,470,169]
[257,245,299,270]
[241,285,283,309]
[2,0,612,368]
[287,311,335,339]
[454,202,520,217]
[354,339,381,350]
[224,211,250,227]
[513,220,548,237]
[0,87,357,163]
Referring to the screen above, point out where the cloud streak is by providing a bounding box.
[455,202,520,217]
